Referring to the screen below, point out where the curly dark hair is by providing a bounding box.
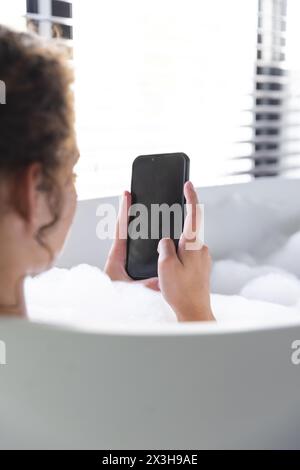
[0,25,77,255]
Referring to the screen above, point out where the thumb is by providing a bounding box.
[157,238,177,263]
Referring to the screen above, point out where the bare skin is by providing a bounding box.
[0,159,78,317]
[0,28,214,322]
[0,153,214,322]
[105,181,215,322]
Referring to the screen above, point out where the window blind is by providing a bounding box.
[230,0,300,178]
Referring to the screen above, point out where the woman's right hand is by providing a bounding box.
[157,181,215,322]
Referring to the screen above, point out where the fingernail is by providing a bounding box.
[157,238,171,255]
[157,238,166,254]
[186,181,194,191]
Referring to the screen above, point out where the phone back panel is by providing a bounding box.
[126,153,189,279]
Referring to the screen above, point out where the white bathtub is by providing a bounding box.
[1,177,300,449]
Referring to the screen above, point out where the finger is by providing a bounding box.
[179,181,202,256]
[110,190,131,263]
[183,181,200,240]
[158,238,181,269]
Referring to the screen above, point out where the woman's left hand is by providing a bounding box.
[104,191,160,291]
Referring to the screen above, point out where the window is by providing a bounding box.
[2,0,300,198]
[52,0,72,19]
[73,0,258,198]
[27,0,39,14]
[0,0,26,29]
[72,0,300,198]
[52,22,72,39]
[26,0,73,45]
[233,0,300,179]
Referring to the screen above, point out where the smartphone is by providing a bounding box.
[126,152,190,279]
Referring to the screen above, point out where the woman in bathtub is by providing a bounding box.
[0,26,214,322]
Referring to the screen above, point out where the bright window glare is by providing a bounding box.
[73,0,257,199]
[0,0,26,29]
[286,0,300,69]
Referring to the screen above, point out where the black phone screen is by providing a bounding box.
[126,153,189,279]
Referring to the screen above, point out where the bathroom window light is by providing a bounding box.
[73,0,258,199]
[0,0,27,30]
[72,0,300,198]
[3,0,300,198]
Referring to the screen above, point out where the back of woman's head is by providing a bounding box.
[0,25,76,184]
[0,26,78,268]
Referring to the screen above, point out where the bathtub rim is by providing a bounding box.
[1,315,300,337]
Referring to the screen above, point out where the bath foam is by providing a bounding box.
[25,265,177,328]
[211,259,289,296]
[24,203,300,329]
[241,272,300,306]
[25,263,300,330]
